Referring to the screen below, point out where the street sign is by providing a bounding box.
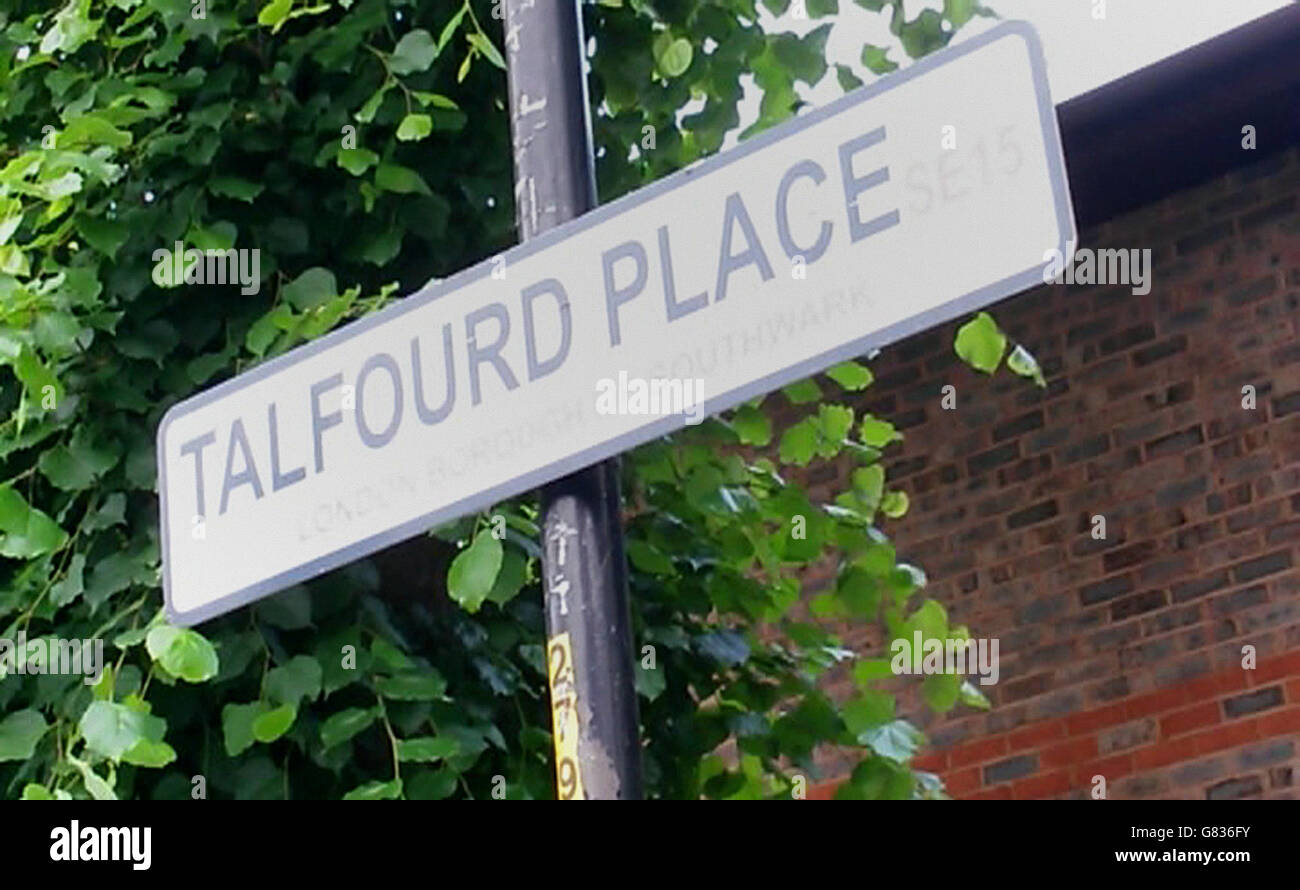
[158,21,1075,626]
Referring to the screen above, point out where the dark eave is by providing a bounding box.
[1056,4,1300,229]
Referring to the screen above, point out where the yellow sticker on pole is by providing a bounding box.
[547,632,585,800]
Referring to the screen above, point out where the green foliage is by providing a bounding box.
[446,530,503,615]
[955,311,1046,387]
[0,0,1018,800]
[954,311,1006,373]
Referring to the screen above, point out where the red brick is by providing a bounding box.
[1012,769,1072,800]
[945,766,982,797]
[1251,650,1300,685]
[1191,719,1260,755]
[1041,736,1099,769]
[807,781,838,800]
[949,736,1008,769]
[912,751,948,773]
[1007,719,1066,752]
[1065,702,1130,735]
[968,786,1013,801]
[1286,677,1300,703]
[1258,705,1300,736]
[1074,753,1135,785]
[1134,737,1200,770]
[1124,686,1189,719]
[1183,669,1250,700]
[1159,701,1222,737]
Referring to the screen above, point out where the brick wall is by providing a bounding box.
[796,148,1300,799]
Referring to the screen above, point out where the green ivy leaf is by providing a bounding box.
[778,417,818,466]
[320,707,377,749]
[375,670,448,701]
[21,784,54,800]
[337,147,379,176]
[635,661,667,701]
[843,690,894,737]
[50,552,86,607]
[817,404,855,456]
[826,360,874,390]
[395,113,433,142]
[944,0,977,27]
[396,736,459,762]
[0,484,68,559]
[860,44,899,75]
[390,29,438,76]
[959,680,992,710]
[37,432,119,491]
[85,549,153,606]
[343,778,403,800]
[74,761,118,801]
[899,599,948,642]
[80,701,165,761]
[922,672,960,712]
[486,547,527,605]
[954,311,1006,374]
[122,739,177,768]
[437,6,468,51]
[447,532,503,613]
[771,25,831,86]
[252,704,297,742]
[782,378,821,404]
[695,630,749,667]
[852,658,894,688]
[13,347,62,414]
[60,113,132,149]
[859,719,924,763]
[356,81,394,123]
[281,267,337,311]
[75,214,128,258]
[258,0,293,29]
[246,308,284,357]
[266,655,323,706]
[374,162,432,195]
[1007,343,1047,388]
[898,9,951,59]
[465,33,505,71]
[145,626,220,683]
[731,405,772,446]
[859,416,899,447]
[880,490,909,518]
[0,710,48,761]
[208,176,264,203]
[222,702,263,756]
[655,36,693,78]
[626,539,676,576]
[406,768,458,800]
[851,464,884,511]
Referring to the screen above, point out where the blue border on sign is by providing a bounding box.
[159,21,1076,626]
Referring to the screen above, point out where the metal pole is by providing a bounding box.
[502,0,644,800]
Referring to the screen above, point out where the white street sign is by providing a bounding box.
[158,22,1074,625]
